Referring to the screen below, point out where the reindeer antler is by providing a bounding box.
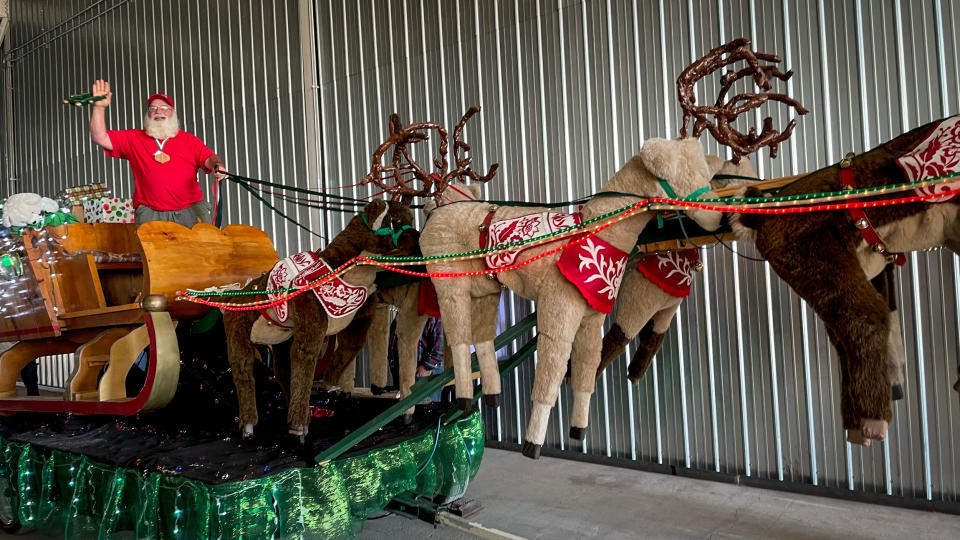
[364,107,499,205]
[430,106,500,204]
[364,115,448,203]
[677,38,808,163]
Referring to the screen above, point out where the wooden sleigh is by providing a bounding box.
[0,221,278,414]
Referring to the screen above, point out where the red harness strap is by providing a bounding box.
[255,294,293,329]
[839,153,906,266]
[478,206,501,282]
[478,207,497,249]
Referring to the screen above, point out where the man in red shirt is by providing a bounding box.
[88,79,227,228]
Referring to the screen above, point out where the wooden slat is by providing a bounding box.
[138,222,279,319]
[68,326,135,399]
[711,174,805,197]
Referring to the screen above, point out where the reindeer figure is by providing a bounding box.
[421,143,724,458]
[333,109,496,420]
[673,39,959,445]
[336,181,483,398]
[222,199,418,440]
[733,119,960,445]
[596,157,758,383]
[418,39,817,459]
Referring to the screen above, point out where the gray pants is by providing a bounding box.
[135,201,212,228]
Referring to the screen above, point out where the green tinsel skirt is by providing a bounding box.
[0,412,483,539]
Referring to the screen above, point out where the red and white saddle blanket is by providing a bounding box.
[484,211,582,268]
[265,251,368,323]
[635,248,700,298]
[482,211,627,313]
[897,115,960,202]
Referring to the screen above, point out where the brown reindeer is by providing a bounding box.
[222,199,419,440]
[733,118,960,445]
[669,39,960,445]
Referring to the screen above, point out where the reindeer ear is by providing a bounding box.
[423,199,439,215]
[363,199,388,229]
[467,185,482,199]
[640,138,710,196]
[704,154,726,177]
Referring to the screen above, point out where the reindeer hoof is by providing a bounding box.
[288,425,309,444]
[402,413,413,426]
[370,384,386,396]
[892,384,904,401]
[569,426,586,441]
[457,398,475,412]
[861,419,888,441]
[241,424,255,440]
[483,394,500,408]
[521,441,542,460]
[846,429,871,447]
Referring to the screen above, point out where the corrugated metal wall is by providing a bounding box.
[3,0,959,512]
[1,0,318,257]
[310,0,960,508]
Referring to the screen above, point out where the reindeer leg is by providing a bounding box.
[762,235,892,444]
[569,312,605,440]
[287,297,328,441]
[223,309,261,438]
[597,270,680,381]
[886,311,906,400]
[871,265,905,399]
[473,293,502,407]
[627,302,681,383]
[434,286,475,410]
[368,303,392,392]
[523,301,586,459]
[396,310,428,420]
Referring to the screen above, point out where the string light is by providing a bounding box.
[179,171,960,310]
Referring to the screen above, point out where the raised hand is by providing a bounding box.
[92,79,112,108]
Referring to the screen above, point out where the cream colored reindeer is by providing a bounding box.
[420,138,722,458]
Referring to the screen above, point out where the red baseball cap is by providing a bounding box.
[146,93,174,108]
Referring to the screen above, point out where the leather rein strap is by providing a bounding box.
[839,152,906,266]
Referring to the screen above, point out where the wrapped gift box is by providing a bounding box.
[83,197,134,223]
[59,183,111,205]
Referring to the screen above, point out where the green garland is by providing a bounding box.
[0,413,484,539]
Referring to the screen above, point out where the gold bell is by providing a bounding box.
[488,205,499,213]
[854,218,869,229]
[872,244,886,254]
[478,224,487,232]
[840,152,855,168]
[694,261,704,271]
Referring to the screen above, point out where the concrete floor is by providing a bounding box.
[359,447,960,540]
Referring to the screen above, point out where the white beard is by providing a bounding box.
[143,111,181,139]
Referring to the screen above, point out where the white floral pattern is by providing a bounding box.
[556,234,628,314]
[577,238,627,300]
[485,211,582,268]
[266,252,367,322]
[897,116,960,203]
[656,251,696,288]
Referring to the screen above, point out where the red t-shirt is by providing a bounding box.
[105,129,215,210]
